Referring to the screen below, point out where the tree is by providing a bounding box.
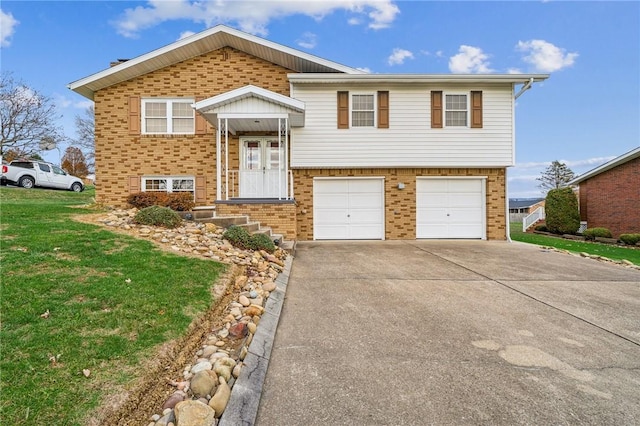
[545,187,580,234]
[2,149,44,162]
[72,105,95,172]
[0,72,66,158]
[537,160,575,193]
[61,146,89,178]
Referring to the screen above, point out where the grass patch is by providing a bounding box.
[511,222,640,266]
[0,186,224,425]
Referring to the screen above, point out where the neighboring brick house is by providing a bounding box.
[569,146,640,238]
[68,25,548,241]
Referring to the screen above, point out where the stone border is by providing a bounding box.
[219,255,293,425]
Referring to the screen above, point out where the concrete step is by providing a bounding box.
[196,215,249,227]
[238,221,261,233]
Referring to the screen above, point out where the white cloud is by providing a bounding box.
[449,45,493,73]
[1,9,19,47]
[113,0,400,38]
[507,67,523,74]
[387,48,414,66]
[178,30,196,40]
[516,39,578,72]
[296,32,317,49]
[55,94,95,110]
[356,67,372,73]
[515,156,615,170]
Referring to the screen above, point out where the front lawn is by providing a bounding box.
[510,222,640,266]
[0,187,224,425]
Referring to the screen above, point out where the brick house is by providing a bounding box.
[68,25,548,241]
[569,146,640,238]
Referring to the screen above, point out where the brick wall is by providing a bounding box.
[293,168,507,240]
[579,157,640,237]
[94,47,292,207]
[216,202,297,240]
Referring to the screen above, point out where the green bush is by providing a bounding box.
[619,233,640,245]
[128,192,195,211]
[534,224,549,232]
[223,225,252,249]
[583,227,612,241]
[223,225,276,253]
[133,205,183,228]
[249,233,276,253]
[545,187,580,235]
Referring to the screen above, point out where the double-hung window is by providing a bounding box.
[142,176,195,197]
[142,99,195,134]
[351,94,375,127]
[444,94,468,127]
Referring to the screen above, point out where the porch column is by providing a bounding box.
[216,118,229,200]
[279,117,289,200]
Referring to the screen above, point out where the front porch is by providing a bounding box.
[194,85,304,203]
[193,85,304,240]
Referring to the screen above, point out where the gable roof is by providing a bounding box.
[509,198,545,209]
[68,24,365,100]
[568,146,640,185]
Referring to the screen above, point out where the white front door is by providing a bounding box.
[240,138,286,198]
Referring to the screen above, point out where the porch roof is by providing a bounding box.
[194,85,305,133]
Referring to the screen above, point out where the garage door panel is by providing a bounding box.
[416,178,485,239]
[314,178,384,240]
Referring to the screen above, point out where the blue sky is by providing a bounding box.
[2,1,638,197]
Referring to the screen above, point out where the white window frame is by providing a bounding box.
[142,176,195,199]
[444,92,469,128]
[350,92,376,128]
[141,98,195,135]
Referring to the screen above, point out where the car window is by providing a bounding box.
[38,163,51,172]
[52,166,66,175]
[11,162,34,169]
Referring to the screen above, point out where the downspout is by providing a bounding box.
[514,78,534,100]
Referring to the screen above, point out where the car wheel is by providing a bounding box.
[19,176,35,189]
[71,182,83,192]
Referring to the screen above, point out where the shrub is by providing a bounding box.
[128,192,195,211]
[534,224,549,232]
[582,227,612,241]
[223,225,275,253]
[133,205,183,228]
[223,225,251,248]
[619,233,640,246]
[545,187,580,235]
[249,233,276,253]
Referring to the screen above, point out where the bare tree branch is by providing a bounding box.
[0,72,66,158]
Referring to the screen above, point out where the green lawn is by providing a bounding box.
[0,186,225,425]
[510,222,640,266]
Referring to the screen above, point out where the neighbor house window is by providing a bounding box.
[142,99,195,134]
[444,94,468,127]
[142,176,195,197]
[351,94,375,127]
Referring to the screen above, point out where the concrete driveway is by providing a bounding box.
[256,241,640,425]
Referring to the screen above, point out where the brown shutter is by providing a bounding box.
[195,96,207,135]
[337,91,349,129]
[129,96,140,135]
[470,91,483,128]
[431,91,443,128]
[377,91,389,129]
[195,175,206,203]
[128,176,140,193]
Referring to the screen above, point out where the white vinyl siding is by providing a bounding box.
[142,99,195,134]
[290,84,514,168]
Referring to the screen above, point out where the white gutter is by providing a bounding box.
[288,73,549,85]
